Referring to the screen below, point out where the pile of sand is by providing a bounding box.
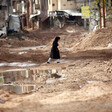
[77,82,112,99]
[0,90,46,112]
[71,27,112,51]
[1,83,112,112]
[44,26,87,51]
[0,90,16,102]
[41,82,112,104]
[45,26,112,51]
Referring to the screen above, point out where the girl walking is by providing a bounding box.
[47,37,60,63]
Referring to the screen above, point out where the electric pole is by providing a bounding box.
[99,0,102,28]
[102,0,106,27]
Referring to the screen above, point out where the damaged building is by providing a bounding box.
[9,0,41,31]
[0,0,8,37]
[0,0,41,37]
[40,0,92,28]
[40,0,99,29]
[0,0,111,33]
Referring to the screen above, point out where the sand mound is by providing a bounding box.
[0,90,16,102]
[71,27,112,50]
[44,34,77,50]
[78,82,112,97]
[41,82,112,104]
[46,27,112,52]
[7,101,44,112]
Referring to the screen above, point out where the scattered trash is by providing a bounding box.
[50,73,61,78]
[62,55,67,58]
[66,30,74,33]
[46,78,56,84]
[46,77,66,84]
[0,99,4,103]
[93,25,98,31]
[64,48,70,50]
[108,43,112,48]
[87,81,98,84]
[18,52,27,55]
[79,85,83,88]
[57,78,66,81]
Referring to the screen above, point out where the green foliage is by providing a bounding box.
[108,16,112,20]
[0,73,4,83]
[93,0,98,6]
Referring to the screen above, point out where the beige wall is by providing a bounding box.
[48,0,76,12]
[48,0,58,11]
[76,1,97,9]
[58,0,76,10]
[48,0,95,13]
[48,0,53,11]
[52,0,58,10]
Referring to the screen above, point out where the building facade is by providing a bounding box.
[0,0,9,36]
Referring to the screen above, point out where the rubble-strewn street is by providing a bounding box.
[0,24,112,112]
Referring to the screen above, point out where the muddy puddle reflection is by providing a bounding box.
[0,67,67,94]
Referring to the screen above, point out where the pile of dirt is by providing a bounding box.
[0,90,46,112]
[44,26,88,51]
[107,59,112,74]
[41,82,112,104]
[27,28,63,45]
[71,27,112,51]
[0,47,48,64]
[0,39,41,48]
[78,82,112,99]
[1,83,112,112]
[0,90,16,102]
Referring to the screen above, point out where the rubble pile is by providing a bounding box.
[42,82,112,103]
[107,59,112,74]
[71,27,112,50]
[77,82,112,99]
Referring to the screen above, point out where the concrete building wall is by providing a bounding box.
[48,0,76,11]
[48,0,96,12]
[52,0,58,10]
[58,0,76,10]
[48,0,53,11]
[76,1,96,9]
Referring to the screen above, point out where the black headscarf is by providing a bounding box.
[54,37,60,42]
[50,37,60,59]
[52,37,60,48]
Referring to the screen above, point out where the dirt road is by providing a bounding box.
[0,25,112,112]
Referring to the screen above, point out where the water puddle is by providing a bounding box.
[46,78,66,84]
[0,62,37,67]
[11,45,46,51]
[0,84,36,94]
[87,81,100,84]
[0,67,67,94]
[18,51,27,55]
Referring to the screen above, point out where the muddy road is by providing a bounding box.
[0,25,112,112]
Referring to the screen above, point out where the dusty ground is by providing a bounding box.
[0,24,112,112]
